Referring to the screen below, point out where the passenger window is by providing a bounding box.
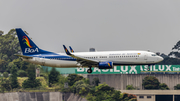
[139,96,144,98]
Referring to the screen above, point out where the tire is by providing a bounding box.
[87,69,92,73]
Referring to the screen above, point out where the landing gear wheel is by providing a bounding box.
[147,64,151,71]
[87,68,92,74]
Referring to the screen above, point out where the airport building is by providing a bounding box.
[42,65,180,101]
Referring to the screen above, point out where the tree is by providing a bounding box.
[142,76,160,89]
[92,77,100,86]
[48,68,60,87]
[3,72,8,78]
[9,65,19,89]
[0,78,11,92]
[86,83,136,101]
[67,74,83,86]
[17,70,27,77]
[71,80,91,95]
[126,84,136,90]
[87,83,118,101]
[158,57,180,65]
[0,59,8,71]
[119,93,137,101]
[159,83,169,90]
[174,84,180,90]
[22,64,41,88]
[0,29,30,72]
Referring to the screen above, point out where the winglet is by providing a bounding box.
[63,45,71,55]
[69,46,74,53]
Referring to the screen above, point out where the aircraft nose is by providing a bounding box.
[158,56,164,62]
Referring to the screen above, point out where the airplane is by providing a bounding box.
[15,28,164,73]
[69,46,74,53]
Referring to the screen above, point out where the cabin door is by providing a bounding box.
[144,53,148,60]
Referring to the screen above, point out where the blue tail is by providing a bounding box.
[69,46,74,53]
[16,28,54,55]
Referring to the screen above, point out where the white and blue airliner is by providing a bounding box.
[15,28,163,73]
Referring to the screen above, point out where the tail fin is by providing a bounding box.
[63,45,71,55]
[69,46,74,53]
[16,28,54,55]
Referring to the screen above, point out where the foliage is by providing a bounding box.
[17,70,27,77]
[142,76,160,89]
[71,79,91,95]
[159,83,169,90]
[119,93,137,101]
[67,74,83,86]
[3,72,8,78]
[0,29,32,73]
[0,29,21,71]
[126,84,136,90]
[158,57,180,65]
[48,68,60,87]
[0,78,11,92]
[92,77,100,86]
[174,84,180,90]
[9,65,20,89]
[86,83,137,101]
[86,83,121,101]
[22,64,41,88]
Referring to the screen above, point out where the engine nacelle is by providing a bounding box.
[98,61,113,69]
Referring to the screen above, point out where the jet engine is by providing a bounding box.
[98,61,113,69]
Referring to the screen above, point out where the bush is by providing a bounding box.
[22,79,41,88]
[71,80,91,95]
[10,65,20,89]
[174,84,180,90]
[92,77,100,86]
[67,74,83,86]
[0,78,11,92]
[142,76,160,89]
[48,68,60,87]
[17,70,27,77]
[22,64,41,88]
[159,83,169,90]
[3,72,8,78]
[126,84,136,90]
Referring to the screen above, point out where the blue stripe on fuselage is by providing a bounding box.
[27,53,76,61]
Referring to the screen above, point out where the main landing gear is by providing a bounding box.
[147,65,151,71]
[87,66,92,74]
[147,64,155,71]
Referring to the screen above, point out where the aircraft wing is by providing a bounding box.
[63,45,99,66]
[14,54,33,59]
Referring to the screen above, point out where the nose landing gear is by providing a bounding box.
[87,66,92,73]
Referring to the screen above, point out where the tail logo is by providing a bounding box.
[22,36,33,48]
[108,63,111,67]
[65,48,68,52]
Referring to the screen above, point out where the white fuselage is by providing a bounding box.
[22,50,163,68]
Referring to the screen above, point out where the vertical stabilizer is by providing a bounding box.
[16,28,53,55]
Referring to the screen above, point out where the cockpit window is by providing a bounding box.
[151,54,156,56]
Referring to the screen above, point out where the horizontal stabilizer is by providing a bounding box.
[14,54,33,59]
